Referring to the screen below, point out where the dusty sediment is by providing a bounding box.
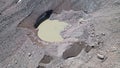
[0,0,120,68]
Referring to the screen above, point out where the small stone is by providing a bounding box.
[17,0,22,3]
[7,64,11,67]
[97,53,107,62]
[97,54,104,60]
[33,42,36,45]
[85,45,92,53]
[90,34,95,37]
[98,41,104,45]
[14,60,18,64]
[79,22,82,24]
[28,53,32,57]
[101,33,105,36]
[26,33,31,35]
[83,10,88,14]
[111,47,117,52]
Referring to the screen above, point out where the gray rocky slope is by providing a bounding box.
[0,0,120,68]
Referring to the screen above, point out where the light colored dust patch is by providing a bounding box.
[37,19,68,42]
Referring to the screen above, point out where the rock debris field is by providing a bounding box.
[0,0,120,68]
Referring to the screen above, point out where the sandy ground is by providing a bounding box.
[0,0,120,68]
